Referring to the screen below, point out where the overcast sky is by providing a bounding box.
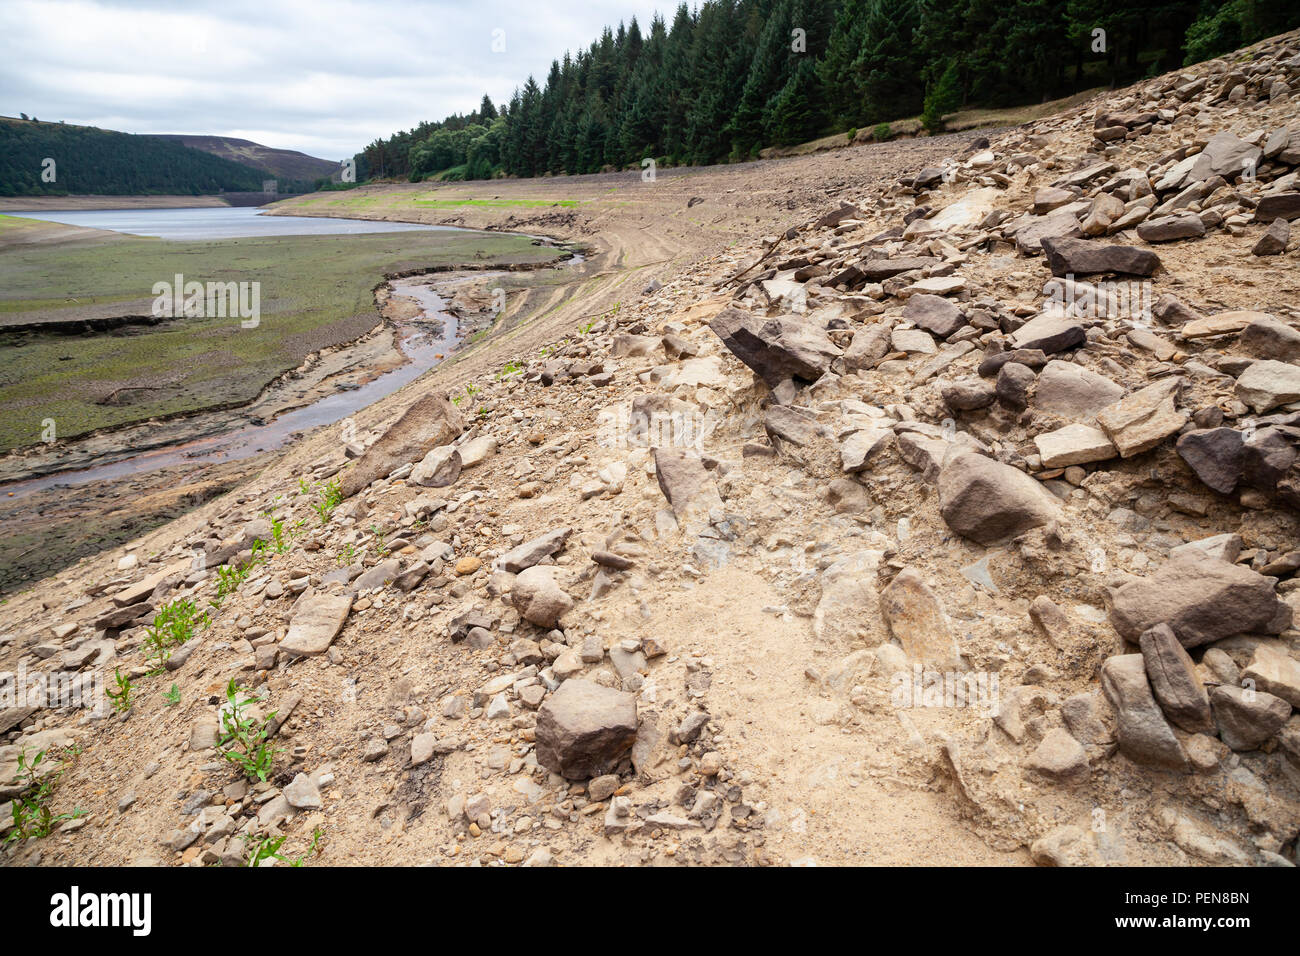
[1,0,674,160]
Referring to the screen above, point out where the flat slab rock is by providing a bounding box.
[880,568,962,669]
[498,527,572,573]
[281,592,354,656]
[1040,236,1161,277]
[535,679,638,780]
[1095,378,1186,458]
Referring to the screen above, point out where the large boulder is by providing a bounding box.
[708,307,840,387]
[340,393,463,497]
[535,679,638,779]
[937,450,1062,546]
[1108,551,1288,648]
[1187,131,1262,183]
[1039,237,1160,277]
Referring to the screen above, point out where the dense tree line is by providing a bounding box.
[360,0,1299,183]
[0,119,302,197]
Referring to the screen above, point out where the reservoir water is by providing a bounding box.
[9,205,460,240]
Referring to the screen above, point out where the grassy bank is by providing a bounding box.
[0,220,558,452]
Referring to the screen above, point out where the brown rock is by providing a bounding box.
[1100,654,1188,770]
[880,568,962,669]
[1209,685,1291,751]
[535,679,638,780]
[340,393,463,497]
[1108,550,1288,648]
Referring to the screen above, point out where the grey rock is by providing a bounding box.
[1040,237,1160,277]
[1210,685,1291,751]
[280,592,353,656]
[709,307,840,387]
[498,528,573,573]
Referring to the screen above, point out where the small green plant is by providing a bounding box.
[243,826,324,867]
[5,747,85,843]
[105,667,134,713]
[577,319,596,336]
[144,598,209,672]
[477,405,488,419]
[298,477,313,496]
[211,563,250,608]
[163,683,181,706]
[267,516,291,554]
[337,542,357,566]
[874,122,892,142]
[497,360,523,380]
[370,524,389,557]
[218,679,280,783]
[312,478,342,525]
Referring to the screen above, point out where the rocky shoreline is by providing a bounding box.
[2,30,1299,867]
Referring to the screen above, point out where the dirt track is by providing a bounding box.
[271,130,993,424]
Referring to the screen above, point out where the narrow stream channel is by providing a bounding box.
[1,277,466,498]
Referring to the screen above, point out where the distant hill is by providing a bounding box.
[0,117,332,197]
[154,134,338,184]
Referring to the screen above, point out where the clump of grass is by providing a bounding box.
[4,746,85,843]
[218,679,279,783]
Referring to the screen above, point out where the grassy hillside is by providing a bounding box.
[154,134,338,185]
